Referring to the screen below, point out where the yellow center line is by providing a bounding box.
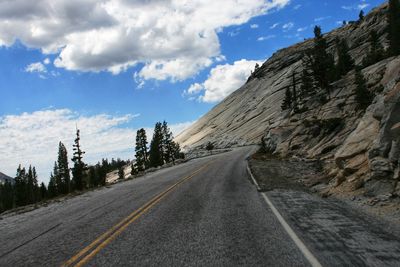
[62,162,211,267]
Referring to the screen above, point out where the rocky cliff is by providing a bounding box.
[176,3,400,198]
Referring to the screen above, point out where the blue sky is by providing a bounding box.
[0,0,386,182]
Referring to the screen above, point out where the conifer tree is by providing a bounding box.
[26,165,35,204]
[281,87,293,111]
[354,67,373,110]
[130,163,138,176]
[48,173,57,198]
[14,165,27,207]
[388,0,400,56]
[71,129,87,190]
[0,180,14,211]
[40,182,47,200]
[299,68,315,100]
[52,161,61,195]
[57,142,70,194]
[134,128,149,172]
[335,38,355,78]
[149,122,164,167]
[291,72,298,112]
[162,121,176,164]
[309,26,335,99]
[359,10,364,21]
[362,30,384,67]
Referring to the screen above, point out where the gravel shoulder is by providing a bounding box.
[249,150,400,266]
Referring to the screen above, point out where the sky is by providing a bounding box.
[0,0,386,183]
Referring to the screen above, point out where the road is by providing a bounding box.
[1,146,400,266]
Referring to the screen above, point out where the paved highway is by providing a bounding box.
[1,146,400,266]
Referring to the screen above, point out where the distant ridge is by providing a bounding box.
[0,172,14,184]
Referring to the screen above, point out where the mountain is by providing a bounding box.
[176,2,400,197]
[0,172,14,185]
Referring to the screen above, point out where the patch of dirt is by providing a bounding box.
[249,151,324,192]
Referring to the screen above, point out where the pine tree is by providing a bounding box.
[281,87,293,111]
[134,128,149,172]
[1,180,14,211]
[359,10,364,21]
[32,167,40,202]
[299,68,315,100]
[354,67,374,110]
[335,38,355,78]
[26,165,35,204]
[388,0,400,56]
[52,161,61,195]
[149,122,164,168]
[14,165,27,207]
[362,30,384,67]
[130,163,138,176]
[40,182,47,200]
[309,26,335,99]
[48,173,57,198]
[57,142,70,194]
[71,129,87,191]
[291,72,299,112]
[162,121,176,164]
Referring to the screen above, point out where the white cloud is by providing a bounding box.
[0,0,290,82]
[342,2,369,11]
[0,109,193,183]
[25,62,46,73]
[293,4,301,10]
[270,22,280,29]
[43,58,50,65]
[282,22,294,31]
[250,24,259,29]
[185,59,262,103]
[314,16,331,22]
[257,35,276,41]
[297,26,308,32]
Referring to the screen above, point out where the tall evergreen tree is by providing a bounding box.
[26,165,36,204]
[71,129,87,191]
[359,10,364,21]
[47,173,57,198]
[362,30,384,67]
[335,38,355,78]
[281,87,293,111]
[40,182,47,201]
[162,121,176,164]
[149,122,164,168]
[14,165,27,207]
[0,180,14,211]
[388,0,400,56]
[134,128,149,172]
[57,142,70,194]
[354,67,374,110]
[309,26,335,99]
[52,161,61,194]
[291,72,298,112]
[32,167,40,202]
[299,68,315,100]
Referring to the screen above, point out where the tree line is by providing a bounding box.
[281,1,400,112]
[1,120,183,213]
[130,121,183,176]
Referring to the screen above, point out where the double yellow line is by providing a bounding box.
[62,162,211,267]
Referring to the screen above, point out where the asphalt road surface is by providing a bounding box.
[1,146,400,266]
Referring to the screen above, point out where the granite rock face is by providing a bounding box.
[176,3,400,197]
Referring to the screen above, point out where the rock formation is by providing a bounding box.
[176,3,400,197]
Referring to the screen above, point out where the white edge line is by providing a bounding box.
[261,193,323,267]
[246,164,262,191]
[246,161,322,267]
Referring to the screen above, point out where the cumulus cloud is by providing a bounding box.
[282,22,294,31]
[0,109,193,183]
[184,59,262,103]
[25,62,46,73]
[0,0,290,81]
[257,35,275,41]
[250,24,259,29]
